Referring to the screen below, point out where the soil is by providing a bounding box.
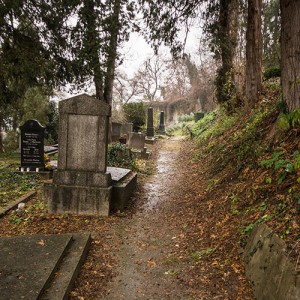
[0,137,255,299]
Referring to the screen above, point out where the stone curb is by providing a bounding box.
[0,190,37,218]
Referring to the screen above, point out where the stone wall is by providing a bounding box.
[149,96,216,126]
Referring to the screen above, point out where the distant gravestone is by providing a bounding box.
[19,119,45,171]
[111,122,122,142]
[158,111,165,134]
[127,132,145,150]
[146,107,154,137]
[194,112,205,122]
[44,94,112,216]
[120,123,133,136]
[126,132,149,159]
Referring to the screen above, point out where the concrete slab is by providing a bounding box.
[110,170,137,212]
[0,234,73,300]
[40,234,91,300]
[145,137,156,145]
[0,234,91,300]
[107,167,131,183]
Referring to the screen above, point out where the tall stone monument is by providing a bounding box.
[19,119,45,171]
[44,94,112,216]
[146,107,154,137]
[158,111,165,134]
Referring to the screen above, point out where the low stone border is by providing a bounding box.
[0,190,37,218]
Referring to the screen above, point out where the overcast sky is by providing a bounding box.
[119,25,202,77]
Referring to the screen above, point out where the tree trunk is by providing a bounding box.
[245,0,262,110]
[280,0,300,111]
[215,0,239,112]
[104,0,121,106]
[0,114,4,153]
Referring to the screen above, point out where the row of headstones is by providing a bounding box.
[18,94,162,215]
[112,108,165,142]
[18,105,165,172]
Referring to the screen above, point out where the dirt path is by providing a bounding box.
[0,137,254,299]
[105,137,190,299]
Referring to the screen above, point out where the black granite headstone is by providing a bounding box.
[146,107,154,137]
[159,111,165,134]
[19,119,45,171]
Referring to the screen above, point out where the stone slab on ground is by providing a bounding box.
[0,233,91,300]
[110,169,137,212]
[145,137,155,145]
[40,234,91,300]
[107,167,131,183]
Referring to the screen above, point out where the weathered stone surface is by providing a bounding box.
[244,224,300,300]
[0,234,91,300]
[107,167,131,183]
[127,132,145,150]
[120,123,133,136]
[0,234,72,300]
[57,94,110,172]
[112,122,122,142]
[44,94,112,216]
[110,169,137,212]
[52,170,111,187]
[45,183,112,216]
[40,234,91,300]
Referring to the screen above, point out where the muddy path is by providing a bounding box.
[105,137,190,299]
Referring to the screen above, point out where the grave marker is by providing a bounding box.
[44,94,112,216]
[111,122,122,142]
[146,107,154,137]
[19,119,45,171]
[159,111,165,134]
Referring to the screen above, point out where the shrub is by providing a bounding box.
[123,102,146,132]
[3,131,18,153]
[263,67,281,80]
[107,143,136,169]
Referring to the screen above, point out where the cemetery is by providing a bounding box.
[0,1,299,298]
[0,94,170,299]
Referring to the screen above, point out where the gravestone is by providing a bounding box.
[127,132,150,159]
[127,132,145,149]
[194,112,205,122]
[44,94,112,216]
[111,122,122,142]
[159,111,165,134]
[19,119,45,171]
[121,123,133,136]
[146,107,154,137]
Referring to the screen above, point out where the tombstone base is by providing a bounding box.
[145,137,156,145]
[146,127,155,137]
[108,167,137,212]
[44,184,112,216]
[159,125,165,134]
